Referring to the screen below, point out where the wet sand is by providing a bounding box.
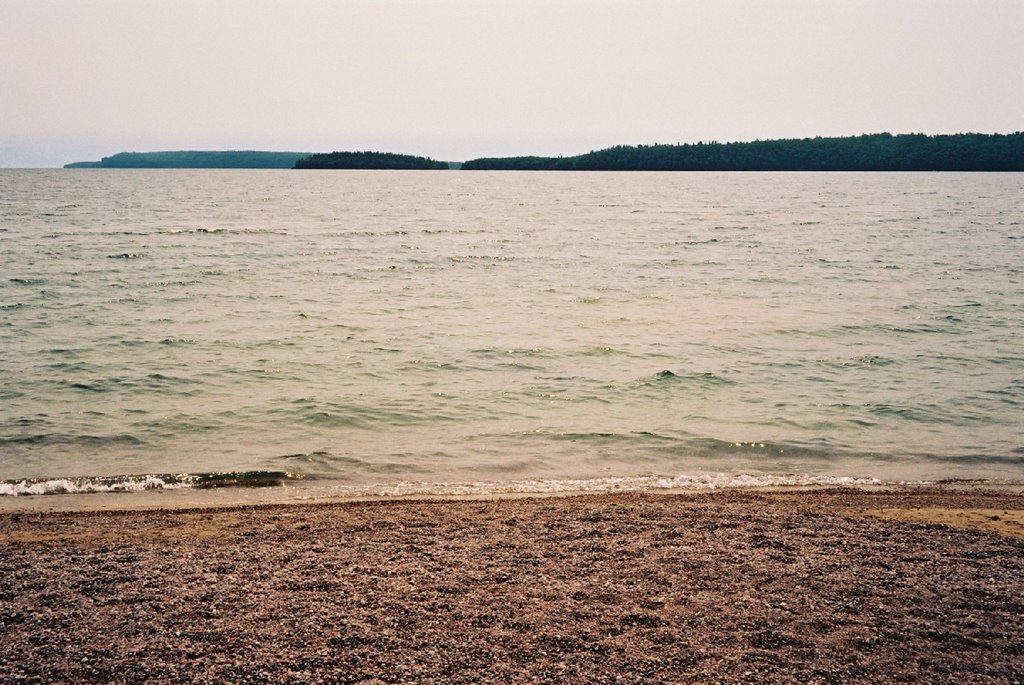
[2,488,1023,684]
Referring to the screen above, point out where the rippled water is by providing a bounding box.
[1,169,1022,496]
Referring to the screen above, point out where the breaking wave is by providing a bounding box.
[0,470,305,496]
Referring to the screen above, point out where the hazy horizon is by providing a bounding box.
[3,0,1022,168]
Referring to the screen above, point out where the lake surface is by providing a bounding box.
[1,170,1022,499]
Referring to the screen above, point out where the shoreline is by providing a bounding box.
[3,488,1023,683]
[2,476,1023,514]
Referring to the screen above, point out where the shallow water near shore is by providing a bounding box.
[1,169,1022,502]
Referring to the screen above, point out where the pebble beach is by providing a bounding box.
[2,487,1023,684]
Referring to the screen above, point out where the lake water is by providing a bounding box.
[1,169,1022,500]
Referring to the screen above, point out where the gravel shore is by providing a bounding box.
[2,488,1023,684]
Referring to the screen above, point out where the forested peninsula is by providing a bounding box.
[64,151,309,169]
[462,133,1024,171]
[293,151,449,170]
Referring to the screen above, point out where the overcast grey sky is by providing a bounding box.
[2,0,1021,167]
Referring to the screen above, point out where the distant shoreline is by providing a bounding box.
[64,150,309,169]
[62,132,1023,171]
[461,132,1023,172]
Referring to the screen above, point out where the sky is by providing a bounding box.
[1,0,1022,167]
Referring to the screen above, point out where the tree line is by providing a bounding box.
[294,151,448,170]
[461,133,1024,171]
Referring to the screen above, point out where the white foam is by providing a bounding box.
[314,472,885,499]
[0,471,899,501]
[0,475,188,496]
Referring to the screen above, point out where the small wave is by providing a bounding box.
[168,227,287,236]
[107,253,146,259]
[673,238,719,245]
[919,453,1024,466]
[471,347,550,358]
[276,399,462,429]
[816,355,896,369]
[449,254,517,264]
[421,228,473,235]
[550,431,633,443]
[147,281,201,288]
[68,381,105,392]
[0,470,305,497]
[0,433,145,447]
[313,473,885,499]
[577,346,624,357]
[143,373,197,388]
[866,403,947,424]
[638,370,734,388]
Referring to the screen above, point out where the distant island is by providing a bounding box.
[293,151,449,170]
[64,151,310,169]
[462,132,1024,171]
